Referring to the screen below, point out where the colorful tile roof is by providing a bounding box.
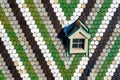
[0,0,120,80]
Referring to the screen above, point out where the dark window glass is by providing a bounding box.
[72,39,85,49]
[79,44,84,49]
[73,44,78,48]
[79,39,84,43]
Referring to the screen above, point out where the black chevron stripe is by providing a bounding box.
[42,0,62,33]
[42,0,96,33]
[111,6,120,80]
[8,0,54,80]
[112,63,120,80]
[0,38,22,80]
[80,4,120,80]
[79,0,96,23]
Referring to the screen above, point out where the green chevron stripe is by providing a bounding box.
[58,0,79,20]
[25,0,84,79]
[0,5,38,80]
[90,0,112,41]
[0,70,5,80]
[96,35,120,80]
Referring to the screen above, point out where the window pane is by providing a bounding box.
[79,44,84,49]
[79,39,84,49]
[72,44,78,48]
[72,39,85,49]
[79,39,85,43]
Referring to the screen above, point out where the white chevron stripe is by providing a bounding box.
[1,2,47,80]
[71,57,89,80]
[104,24,120,80]
[0,54,14,80]
[89,1,119,58]
[33,0,75,69]
[50,0,88,27]
[0,21,30,80]
[16,1,63,79]
[72,1,120,79]
[88,26,119,80]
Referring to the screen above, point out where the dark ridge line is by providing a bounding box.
[7,0,54,80]
[112,5,120,80]
[112,62,120,80]
[0,38,22,80]
[80,4,120,80]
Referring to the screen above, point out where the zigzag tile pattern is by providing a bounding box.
[0,0,120,80]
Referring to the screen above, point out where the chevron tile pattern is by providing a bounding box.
[0,0,120,80]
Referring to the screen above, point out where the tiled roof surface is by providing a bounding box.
[0,0,120,80]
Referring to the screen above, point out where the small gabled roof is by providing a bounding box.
[63,19,89,36]
[78,20,89,33]
[67,20,90,38]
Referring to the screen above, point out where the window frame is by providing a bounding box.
[72,38,85,49]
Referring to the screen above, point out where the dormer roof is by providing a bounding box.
[66,20,90,38]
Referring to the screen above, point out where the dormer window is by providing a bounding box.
[57,19,90,57]
[72,39,85,49]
